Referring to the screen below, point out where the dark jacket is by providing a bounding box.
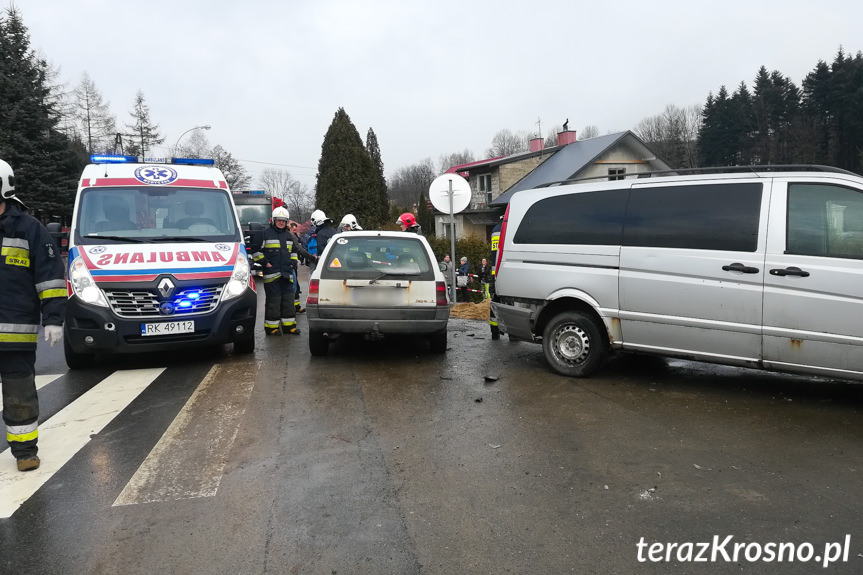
[458,261,470,276]
[252,223,313,283]
[478,262,491,283]
[0,201,66,350]
[314,223,337,256]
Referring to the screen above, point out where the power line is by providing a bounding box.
[236,158,316,172]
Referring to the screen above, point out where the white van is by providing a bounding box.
[64,155,257,368]
[491,166,863,381]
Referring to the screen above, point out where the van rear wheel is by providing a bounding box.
[542,311,606,377]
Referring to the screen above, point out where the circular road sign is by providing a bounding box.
[429,173,471,214]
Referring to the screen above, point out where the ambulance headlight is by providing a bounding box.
[69,256,108,307]
[222,254,251,301]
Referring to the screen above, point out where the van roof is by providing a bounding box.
[79,161,229,190]
[533,164,857,190]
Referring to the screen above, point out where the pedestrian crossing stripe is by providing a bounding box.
[0,368,164,518]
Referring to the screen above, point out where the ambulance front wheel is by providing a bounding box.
[64,333,95,370]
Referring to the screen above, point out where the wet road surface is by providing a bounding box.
[3,278,863,574]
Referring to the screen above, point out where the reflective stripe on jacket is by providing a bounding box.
[0,201,66,350]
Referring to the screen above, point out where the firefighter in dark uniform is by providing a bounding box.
[488,217,502,340]
[253,207,314,336]
[0,159,66,471]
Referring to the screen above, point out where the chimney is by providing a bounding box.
[557,130,577,146]
[529,136,544,152]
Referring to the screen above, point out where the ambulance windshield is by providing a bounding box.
[75,187,241,244]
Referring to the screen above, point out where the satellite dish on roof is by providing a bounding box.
[429,173,471,214]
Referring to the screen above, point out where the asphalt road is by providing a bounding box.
[3,274,863,574]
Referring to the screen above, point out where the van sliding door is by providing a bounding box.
[619,182,768,366]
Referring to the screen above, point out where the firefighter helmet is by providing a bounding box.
[271,206,290,221]
[339,213,362,231]
[311,209,331,227]
[0,159,16,200]
[396,212,417,229]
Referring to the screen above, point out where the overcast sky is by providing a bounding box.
[18,0,863,190]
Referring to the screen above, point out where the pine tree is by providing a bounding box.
[125,90,164,158]
[72,72,116,154]
[365,127,388,228]
[315,108,387,229]
[0,7,81,219]
[212,145,251,190]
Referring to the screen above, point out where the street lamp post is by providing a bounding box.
[174,124,211,152]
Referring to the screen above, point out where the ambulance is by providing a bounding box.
[63,155,257,368]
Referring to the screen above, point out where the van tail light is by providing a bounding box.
[307,279,319,305]
[494,205,510,276]
[436,281,448,306]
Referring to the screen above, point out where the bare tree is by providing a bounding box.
[73,72,116,154]
[544,125,564,148]
[579,125,600,140]
[634,104,702,168]
[485,129,529,157]
[176,129,211,158]
[388,158,436,208]
[259,168,312,221]
[438,149,476,174]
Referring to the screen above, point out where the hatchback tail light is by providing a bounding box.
[307,279,319,305]
[436,281,448,306]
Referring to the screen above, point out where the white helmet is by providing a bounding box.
[271,206,290,221]
[311,209,331,227]
[339,213,362,231]
[0,159,16,200]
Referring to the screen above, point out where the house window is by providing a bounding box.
[479,174,492,192]
[608,167,626,181]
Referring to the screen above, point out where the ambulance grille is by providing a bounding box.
[105,286,223,318]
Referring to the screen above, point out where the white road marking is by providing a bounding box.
[0,368,164,518]
[113,360,258,506]
[0,374,64,412]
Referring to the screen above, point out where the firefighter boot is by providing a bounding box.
[17,455,40,472]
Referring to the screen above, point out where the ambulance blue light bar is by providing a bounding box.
[90,154,138,163]
[89,155,215,165]
[172,157,215,165]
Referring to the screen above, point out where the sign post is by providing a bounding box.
[429,173,471,303]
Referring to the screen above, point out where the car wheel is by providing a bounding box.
[429,329,447,354]
[64,335,95,370]
[541,311,606,377]
[490,323,500,340]
[233,336,255,354]
[309,330,329,356]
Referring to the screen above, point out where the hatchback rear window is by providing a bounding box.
[319,236,435,280]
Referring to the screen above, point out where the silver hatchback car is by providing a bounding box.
[306,230,450,355]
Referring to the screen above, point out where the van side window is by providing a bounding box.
[788,183,863,259]
[512,189,628,245]
[624,183,762,251]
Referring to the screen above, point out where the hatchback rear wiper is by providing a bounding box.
[369,271,415,284]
